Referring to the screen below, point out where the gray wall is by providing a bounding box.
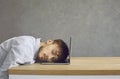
[0,0,120,57]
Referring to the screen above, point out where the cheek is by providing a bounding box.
[41,47,51,54]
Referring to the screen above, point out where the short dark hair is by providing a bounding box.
[53,39,69,63]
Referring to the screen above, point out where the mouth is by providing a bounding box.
[40,53,48,62]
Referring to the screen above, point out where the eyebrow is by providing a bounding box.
[51,57,56,61]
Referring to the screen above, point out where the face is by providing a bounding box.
[38,43,61,62]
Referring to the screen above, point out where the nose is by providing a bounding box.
[43,53,48,60]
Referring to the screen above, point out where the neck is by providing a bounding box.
[40,42,46,47]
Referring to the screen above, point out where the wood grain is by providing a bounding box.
[9,57,120,75]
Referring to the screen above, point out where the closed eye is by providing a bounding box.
[52,50,58,56]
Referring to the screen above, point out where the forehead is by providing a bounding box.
[50,44,62,53]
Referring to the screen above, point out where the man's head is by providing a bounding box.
[37,39,69,63]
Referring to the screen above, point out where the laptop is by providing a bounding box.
[40,37,72,65]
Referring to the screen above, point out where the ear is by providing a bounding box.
[46,40,54,45]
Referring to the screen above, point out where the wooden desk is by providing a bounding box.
[9,57,120,75]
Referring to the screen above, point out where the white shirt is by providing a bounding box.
[0,36,41,71]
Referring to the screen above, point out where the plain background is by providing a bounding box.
[0,0,120,57]
[1,0,120,79]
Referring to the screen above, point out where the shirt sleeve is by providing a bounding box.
[0,36,37,71]
[0,43,35,71]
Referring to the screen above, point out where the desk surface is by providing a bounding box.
[9,57,120,75]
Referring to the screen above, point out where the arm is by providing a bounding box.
[0,45,34,71]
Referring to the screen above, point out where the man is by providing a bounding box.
[37,39,69,63]
[0,35,69,79]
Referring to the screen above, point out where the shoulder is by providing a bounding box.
[15,35,36,40]
[16,35,35,41]
[12,35,36,45]
[16,35,35,39]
